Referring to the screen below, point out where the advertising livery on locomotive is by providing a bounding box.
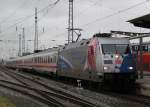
[6,33,137,83]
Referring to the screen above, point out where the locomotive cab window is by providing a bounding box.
[102,44,131,54]
[102,44,116,54]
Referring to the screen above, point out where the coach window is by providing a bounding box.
[46,56,48,63]
[54,56,56,62]
[44,57,46,63]
[39,57,40,63]
[39,57,41,63]
[40,57,42,63]
[41,57,42,63]
[48,57,50,63]
[47,56,49,63]
[51,58,53,62]
[38,57,40,63]
[43,57,45,63]
[35,57,37,63]
[45,56,47,63]
[34,57,36,63]
[36,57,38,63]
[34,58,36,63]
[32,58,34,63]
[42,57,44,63]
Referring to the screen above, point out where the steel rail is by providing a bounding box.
[1,67,99,107]
[0,79,65,107]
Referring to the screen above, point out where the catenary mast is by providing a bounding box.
[68,0,74,43]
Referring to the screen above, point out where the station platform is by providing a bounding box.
[136,72,150,96]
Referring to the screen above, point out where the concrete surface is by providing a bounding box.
[136,72,150,96]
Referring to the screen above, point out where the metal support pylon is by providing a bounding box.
[34,8,38,51]
[68,0,74,43]
[22,27,25,54]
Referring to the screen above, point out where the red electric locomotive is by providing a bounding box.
[132,43,150,72]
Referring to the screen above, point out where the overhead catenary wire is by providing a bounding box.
[79,0,150,28]
[1,0,150,45]
[0,0,42,26]
[32,0,150,44]
[0,0,29,24]
[0,0,61,36]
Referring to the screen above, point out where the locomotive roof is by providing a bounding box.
[62,36,129,50]
[98,37,130,44]
[62,39,90,50]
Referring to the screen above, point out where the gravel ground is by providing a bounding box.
[0,70,49,107]
[1,68,150,107]
[22,72,150,107]
[0,87,47,107]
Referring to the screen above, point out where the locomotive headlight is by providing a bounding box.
[115,55,119,58]
[129,67,133,70]
[104,66,108,70]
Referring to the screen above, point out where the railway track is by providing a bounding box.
[0,79,65,107]
[103,91,150,106]
[1,66,150,107]
[0,66,101,107]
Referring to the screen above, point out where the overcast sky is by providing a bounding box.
[0,0,150,59]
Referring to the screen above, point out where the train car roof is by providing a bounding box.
[8,48,58,61]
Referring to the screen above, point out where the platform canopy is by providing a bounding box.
[128,14,150,29]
